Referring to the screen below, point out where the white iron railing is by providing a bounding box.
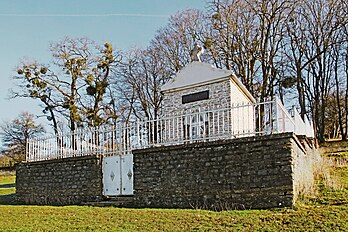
[289,106,315,138]
[26,99,314,162]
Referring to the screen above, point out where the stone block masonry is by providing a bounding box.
[161,80,232,116]
[16,133,311,209]
[16,155,103,205]
[133,133,306,210]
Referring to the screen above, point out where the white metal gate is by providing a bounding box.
[103,154,133,196]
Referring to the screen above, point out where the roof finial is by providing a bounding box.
[190,44,204,62]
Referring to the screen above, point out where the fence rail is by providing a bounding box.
[26,99,314,162]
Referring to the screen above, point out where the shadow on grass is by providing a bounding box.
[0,183,15,189]
[0,193,17,205]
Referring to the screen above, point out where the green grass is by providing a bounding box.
[306,166,348,206]
[0,145,347,231]
[325,151,348,159]
[0,204,346,231]
[321,140,348,148]
[312,145,348,207]
[0,173,15,196]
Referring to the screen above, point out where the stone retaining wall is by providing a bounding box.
[16,133,310,209]
[132,133,307,209]
[16,155,103,205]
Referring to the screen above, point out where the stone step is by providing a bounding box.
[83,195,134,207]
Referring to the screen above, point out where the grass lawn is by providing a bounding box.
[0,202,346,231]
[0,173,15,196]
[0,145,347,231]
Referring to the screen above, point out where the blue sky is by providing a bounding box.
[0,0,206,130]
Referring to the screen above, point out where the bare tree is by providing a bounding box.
[330,24,348,141]
[113,9,207,122]
[283,6,310,118]
[298,0,345,142]
[341,26,348,140]
[116,47,172,121]
[150,9,208,73]
[207,0,260,94]
[207,0,293,101]
[0,112,45,163]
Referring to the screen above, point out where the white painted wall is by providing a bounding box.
[229,80,255,136]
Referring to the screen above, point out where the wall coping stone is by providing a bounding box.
[133,132,301,155]
[20,154,103,166]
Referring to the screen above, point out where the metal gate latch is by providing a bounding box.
[127,169,133,180]
[110,171,115,181]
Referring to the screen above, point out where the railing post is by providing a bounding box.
[292,105,297,133]
[137,119,140,148]
[274,97,279,133]
[26,138,29,162]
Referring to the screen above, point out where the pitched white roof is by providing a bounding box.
[161,61,255,102]
[162,61,233,91]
